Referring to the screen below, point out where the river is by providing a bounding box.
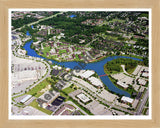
[23,40,143,97]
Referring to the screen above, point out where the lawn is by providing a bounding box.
[103,63,123,75]
[109,19,125,23]
[127,65,137,74]
[29,99,53,115]
[59,49,66,54]
[51,55,57,59]
[26,79,50,98]
[62,86,75,94]
[43,46,51,54]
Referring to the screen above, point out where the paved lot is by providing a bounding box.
[86,101,112,115]
[11,105,48,115]
[11,53,47,94]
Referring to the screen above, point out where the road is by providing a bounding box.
[14,12,64,31]
[135,89,149,115]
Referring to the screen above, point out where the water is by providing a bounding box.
[31,25,34,29]
[23,40,143,97]
[26,31,31,36]
[70,15,76,18]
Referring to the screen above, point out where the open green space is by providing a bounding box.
[59,49,67,54]
[29,99,53,115]
[26,77,59,98]
[62,86,75,94]
[109,19,125,23]
[42,46,51,56]
[26,79,49,97]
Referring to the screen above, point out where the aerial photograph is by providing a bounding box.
[10,9,150,118]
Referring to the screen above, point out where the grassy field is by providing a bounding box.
[59,49,66,54]
[51,55,57,59]
[126,65,137,74]
[29,100,53,115]
[103,63,123,75]
[26,79,50,98]
[109,19,125,23]
[43,46,51,54]
[62,86,75,94]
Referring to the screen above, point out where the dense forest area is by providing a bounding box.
[12,16,38,29]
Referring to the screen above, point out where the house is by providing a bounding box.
[72,54,75,58]
[78,55,82,59]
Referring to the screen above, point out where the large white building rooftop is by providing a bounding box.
[20,95,32,103]
[142,72,149,78]
[80,70,95,79]
[121,96,134,104]
[77,93,90,103]
[88,76,103,87]
[138,79,147,85]
[117,81,129,89]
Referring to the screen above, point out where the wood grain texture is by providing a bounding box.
[0,0,160,128]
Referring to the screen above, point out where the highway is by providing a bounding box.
[135,89,149,115]
[14,12,64,31]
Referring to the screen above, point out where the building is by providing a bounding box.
[38,90,60,105]
[50,48,56,54]
[54,104,75,115]
[142,72,149,78]
[33,41,41,46]
[121,96,134,104]
[17,49,26,56]
[138,79,147,86]
[77,93,91,103]
[80,70,95,79]
[88,76,103,88]
[20,95,32,104]
[117,81,129,89]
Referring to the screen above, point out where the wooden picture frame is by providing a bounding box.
[0,0,160,128]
